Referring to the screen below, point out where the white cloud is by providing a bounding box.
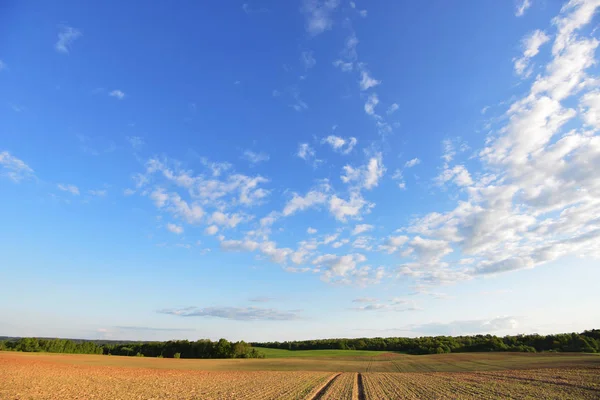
[352,297,377,303]
[515,0,532,17]
[436,165,473,187]
[514,30,550,77]
[123,188,136,196]
[404,158,421,168]
[359,70,381,91]
[127,136,144,150]
[55,26,81,54]
[242,150,269,165]
[332,239,349,248]
[387,103,399,115]
[359,9,367,18]
[151,188,205,224]
[166,223,184,234]
[352,224,373,235]
[109,90,125,99]
[209,211,246,228]
[312,253,378,284]
[0,151,34,182]
[341,153,385,190]
[283,189,329,216]
[159,306,300,321]
[333,59,353,72]
[88,189,107,197]
[302,0,340,36]
[57,183,80,195]
[307,227,317,234]
[364,93,379,115]
[205,225,219,235]
[301,50,316,69]
[0,60,6,71]
[321,135,357,154]
[329,193,372,222]
[378,235,409,254]
[409,316,521,335]
[297,143,315,160]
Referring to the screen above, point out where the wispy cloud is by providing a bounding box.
[55,26,81,54]
[302,0,340,36]
[88,189,107,197]
[409,316,521,335]
[57,184,80,195]
[0,60,6,71]
[513,30,549,77]
[248,296,274,303]
[158,306,301,321]
[359,69,381,91]
[321,135,357,154]
[109,90,125,100]
[404,158,421,168]
[0,151,34,182]
[126,136,144,150]
[166,223,184,234]
[515,0,532,17]
[364,93,379,115]
[301,50,316,69]
[114,326,195,332]
[387,103,399,115]
[242,150,270,165]
[242,3,269,14]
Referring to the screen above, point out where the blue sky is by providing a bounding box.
[1,0,600,342]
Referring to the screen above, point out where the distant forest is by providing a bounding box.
[1,329,598,358]
[252,330,600,355]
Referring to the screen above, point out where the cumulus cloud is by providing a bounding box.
[436,165,473,187]
[57,183,80,195]
[329,193,372,222]
[0,151,34,182]
[55,26,81,54]
[341,153,385,190]
[322,135,357,154]
[312,253,381,284]
[158,306,300,321]
[392,0,600,287]
[166,223,184,234]
[205,225,219,235]
[283,189,329,216]
[307,227,318,234]
[209,211,246,228]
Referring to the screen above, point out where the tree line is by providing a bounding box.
[1,330,598,358]
[0,337,264,359]
[251,329,600,355]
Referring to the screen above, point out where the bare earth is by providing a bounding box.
[1,352,599,399]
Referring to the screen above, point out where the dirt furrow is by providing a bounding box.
[305,372,341,400]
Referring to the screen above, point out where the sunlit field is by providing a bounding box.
[2,351,599,399]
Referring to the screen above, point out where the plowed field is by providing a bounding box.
[1,352,599,399]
